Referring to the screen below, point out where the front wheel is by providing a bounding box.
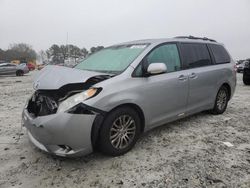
[16,70,24,76]
[98,107,141,156]
[210,86,229,115]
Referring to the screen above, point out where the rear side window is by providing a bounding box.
[180,43,212,68]
[209,44,230,64]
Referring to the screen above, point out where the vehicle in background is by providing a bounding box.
[236,60,244,65]
[236,61,246,73]
[37,63,48,70]
[19,60,36,71]
[22,36,236,157]
[27,63,36,71]
[0,63,29,76]
[0,60,8,64]
[243,60,250,85]
[64,58,79,67]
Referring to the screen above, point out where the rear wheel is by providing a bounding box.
[210,86,229,115]
[98,107,141,156]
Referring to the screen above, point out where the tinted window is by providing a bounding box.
[7,64,16,67]
[146,44,181,72]
[0,64,13,67]
[181,43,212,68]
[209,44,230,64]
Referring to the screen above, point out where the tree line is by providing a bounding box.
[41,44,104,64]
[0,43,104,64]
[0,43,37,62]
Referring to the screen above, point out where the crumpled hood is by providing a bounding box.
[33,65,107,90]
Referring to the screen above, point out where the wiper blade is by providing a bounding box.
[97,70,120,75]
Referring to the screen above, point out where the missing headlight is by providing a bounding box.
[27,92,58,116]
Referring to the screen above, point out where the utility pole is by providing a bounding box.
[65,32,69,66]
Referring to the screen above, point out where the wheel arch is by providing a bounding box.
[220,82,231,100]
[109,103,145,133]
[91,103,145,149]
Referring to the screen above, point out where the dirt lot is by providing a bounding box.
[0,71,249,188]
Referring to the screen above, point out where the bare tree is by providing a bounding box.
[38,50,48,64]
[81,48,88,58]
[1,43,37,62]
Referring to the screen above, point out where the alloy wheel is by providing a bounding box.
[109,115,136,149]
[216,89,227,111]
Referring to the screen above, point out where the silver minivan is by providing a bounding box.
[22,36,236,157]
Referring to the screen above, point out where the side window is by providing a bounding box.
[180,43,212,68]
[209,44,230,64]
[0,64,10,67]
[146,44,181,73]
[6,64,16,67]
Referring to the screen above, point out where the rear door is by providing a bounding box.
[180,43,216,114]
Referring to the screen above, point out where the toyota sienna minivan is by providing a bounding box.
[22,36,236,157]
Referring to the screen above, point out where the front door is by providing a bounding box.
[134,43,189,128]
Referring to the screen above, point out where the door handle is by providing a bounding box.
[178,75,187,81]
[189,73,197,79]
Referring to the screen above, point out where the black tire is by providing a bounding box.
[210,86,229,115]
[243,74,250,85]
[16,70,20,76]
[98,107,141,156]
[16,70,24,76]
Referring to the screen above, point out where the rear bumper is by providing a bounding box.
[22,109,96,157]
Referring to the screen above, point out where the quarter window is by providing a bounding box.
[181,43,212,68]
[146,44,181,72]
[209,44,230,64]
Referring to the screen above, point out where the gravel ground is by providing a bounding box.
[0,71,249,188]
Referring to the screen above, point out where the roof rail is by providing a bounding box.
[175,35,217,42]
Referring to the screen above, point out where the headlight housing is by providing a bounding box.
[57,88,100,113]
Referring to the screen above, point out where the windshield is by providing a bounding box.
[75,44,148,74]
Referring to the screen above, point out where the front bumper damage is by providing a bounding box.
[22,107,101,157]
[21,66,112,157]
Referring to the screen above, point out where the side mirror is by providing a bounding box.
[147,63,167,75]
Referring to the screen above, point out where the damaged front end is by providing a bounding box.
[27,74,111,117]
[23,66,112,157]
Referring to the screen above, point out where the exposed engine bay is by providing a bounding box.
[27,75,112,117]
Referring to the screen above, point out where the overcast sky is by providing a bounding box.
[0,0,249,59]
